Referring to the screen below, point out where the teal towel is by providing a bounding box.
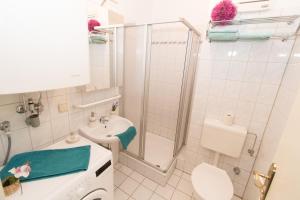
[116,127,136,150]
[89,35,107,44]
[238,32,271,40]
[0,145,90,182]
[208,31,238,41]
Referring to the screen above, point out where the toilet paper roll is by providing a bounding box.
[223,113,234,126]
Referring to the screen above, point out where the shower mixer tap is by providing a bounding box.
[16,93,44,115]
[16,93,44,127]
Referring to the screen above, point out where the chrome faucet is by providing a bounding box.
[0,121,10,133]
[99,116,110,124]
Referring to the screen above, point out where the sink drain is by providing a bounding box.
[106,134,112,137]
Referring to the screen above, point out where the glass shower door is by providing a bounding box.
[143,23,190,170]
[122,26,148,157]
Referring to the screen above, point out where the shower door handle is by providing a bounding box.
[253,163,277,200]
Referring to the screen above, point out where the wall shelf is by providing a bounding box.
[74,95,121,109]
[207,15,300,42]
[210,15,300,27]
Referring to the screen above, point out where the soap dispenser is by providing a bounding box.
[88,112,97,128]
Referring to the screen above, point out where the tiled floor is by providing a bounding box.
[113,163,242,200]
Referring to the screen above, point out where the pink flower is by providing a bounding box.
[88,19,101,32]
[9,163,31,179]
[211,0,237,23]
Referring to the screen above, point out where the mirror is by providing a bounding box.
[86,1,124,92]
[86,27,124,92]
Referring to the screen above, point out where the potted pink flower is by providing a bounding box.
[2,162,31,196]
[211,0,237,24]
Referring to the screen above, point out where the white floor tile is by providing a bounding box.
[150,193,165,200]
[120,165,134,176]
[155,184,175,200]
[142,178,159,191]
[181,172,191,181]
[130,171,145,183]
[119,177,139,195]
[114,170,128,187]
[171,190,192,200]
[114,162,123,170]
[232,195,242,200]
[173,169,183,177]
[132,185,153,200]
[177,179,193,196]
[192,192,203,200]
[168,174,181,187]
[114,188,129,200]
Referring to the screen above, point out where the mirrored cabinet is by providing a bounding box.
[0,0,90,94]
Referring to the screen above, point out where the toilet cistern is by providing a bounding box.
[191,118,247,200]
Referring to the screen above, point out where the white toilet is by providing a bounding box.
[191,118,247,200]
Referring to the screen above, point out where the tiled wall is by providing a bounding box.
[146,25,188,141]
[176,25,296,196]
[0,87,119,164]
[244,34,300,200]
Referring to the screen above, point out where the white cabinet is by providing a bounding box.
[0,0,90,94]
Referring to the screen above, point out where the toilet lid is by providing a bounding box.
[191,163,233,200]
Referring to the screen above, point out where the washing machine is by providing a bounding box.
[6,136,113,200]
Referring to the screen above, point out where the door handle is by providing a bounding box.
[253,163,277,200]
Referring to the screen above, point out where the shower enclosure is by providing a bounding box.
[120,19,201,171]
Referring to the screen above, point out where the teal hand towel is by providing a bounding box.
[116,127,136,150]
[208,31,238,41]
[0,145,91,182]
[89,35,107,44]
[238,32,271,40]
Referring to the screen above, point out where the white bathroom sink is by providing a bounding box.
[79,115,133,144]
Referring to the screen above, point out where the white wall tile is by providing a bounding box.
[212,61,230,80]
[48,95,68,118]
[51,115,70,141]
[239,83,260,102]
[227,61,247,81]
[244,62,267,83]
[0,94,20,106]
[268,40,294,63]
[257,84,279,105]
[0,104,27,131]
[29,122,53,149]
[231,42,251,62]
[1,128,32,159]
[248,41,272,62]
[262,62,286,85]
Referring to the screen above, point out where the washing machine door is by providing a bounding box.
[81,188,107,200]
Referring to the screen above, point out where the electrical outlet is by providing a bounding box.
[58,103,68,113]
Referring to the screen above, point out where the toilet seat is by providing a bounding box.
[191,163,233,200]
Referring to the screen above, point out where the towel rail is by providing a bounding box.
[74,95,121,109]
[207,15,300,42]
